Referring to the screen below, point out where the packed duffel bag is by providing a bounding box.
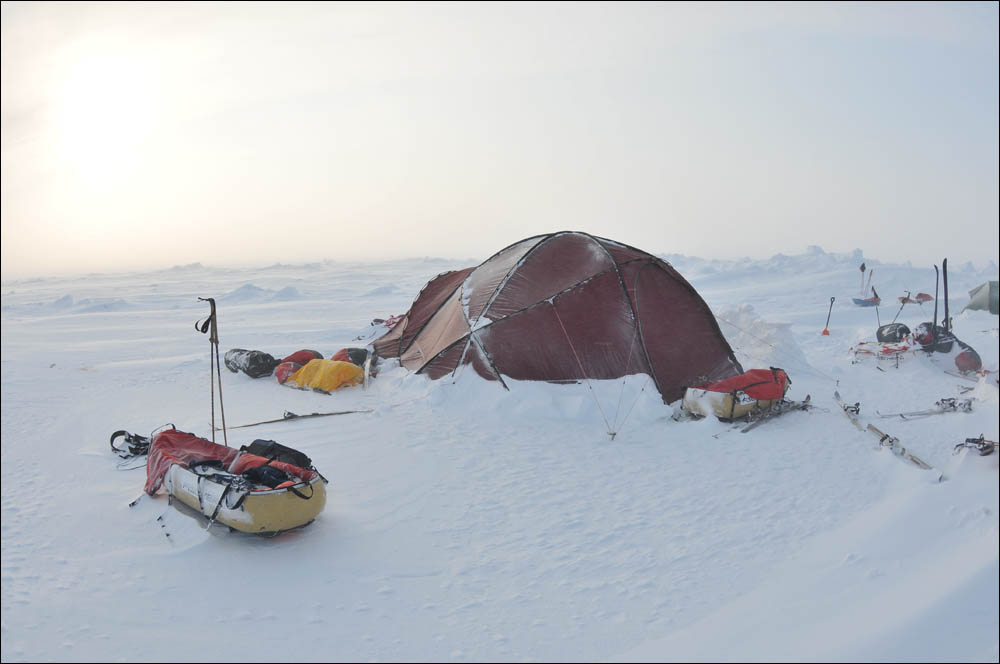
[224,348,281,378]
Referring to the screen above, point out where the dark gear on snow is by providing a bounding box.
[225,349,281,378]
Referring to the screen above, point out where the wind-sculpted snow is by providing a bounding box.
[0,294,137,316]
[1,248,997,663]
[218,283,273,303]
[75,298,136,313]
[272,286,302,301]
[170,262,204,270]
[363,284,401,296]
[715,303,812,375]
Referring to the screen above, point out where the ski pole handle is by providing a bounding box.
[196,297,219,344]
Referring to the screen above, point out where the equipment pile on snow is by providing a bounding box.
[136,427,328,535]
[911,259,983,373]
[847,259,985,375]
[681,367,790,421]
[226,347,373,393]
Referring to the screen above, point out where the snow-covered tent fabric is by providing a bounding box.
[963,281,999,315]
[373,231,743,403]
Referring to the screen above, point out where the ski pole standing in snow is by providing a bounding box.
[943,258,950,332]
[196,297,228,446]
[932,265,939,348]
[822,297,834,335]
[891,291,909,324]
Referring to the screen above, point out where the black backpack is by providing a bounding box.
[241,439,313,470]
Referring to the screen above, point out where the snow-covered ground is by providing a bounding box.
[2,246,997,662]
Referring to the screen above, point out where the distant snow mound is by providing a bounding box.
[272,286,301,300]
[219,284,272,303]
[76,298,133,313]
[40,294,134,314]
[165,262,204,272]
[664,246,864,283]
[715,304,811,374]
[363,284,399,296]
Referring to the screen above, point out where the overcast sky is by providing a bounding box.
[2,1,997,279]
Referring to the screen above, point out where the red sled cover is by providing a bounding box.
[695,368,789,401]
[144,429,316,495]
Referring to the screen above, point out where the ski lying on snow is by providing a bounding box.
[944,370,982,384]
[215,409,374,431]
[865,424,938,473]
[943,368,998,386]
[875,397,974,420]
[833,391,864,431]
[740,396,813,433]
[834,391,944,480]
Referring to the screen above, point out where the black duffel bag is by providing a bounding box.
[224,348,281,378]
[876,323,910,343]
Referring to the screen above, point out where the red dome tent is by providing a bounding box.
[373,231,743,404]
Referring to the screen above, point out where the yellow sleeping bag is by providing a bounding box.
[286,359,364,393]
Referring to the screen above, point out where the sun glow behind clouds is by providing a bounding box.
[1,2,997,278]
[50,41,160,190]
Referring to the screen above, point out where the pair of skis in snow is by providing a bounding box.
[833,391,944,480]
[738,395,813,433]
[707,396,815,438]
[875,397,974,420]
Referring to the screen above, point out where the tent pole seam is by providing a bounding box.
[633,261,670,401]
[579,232,659,405]
[393,268,474,359]
[449,234,557,380]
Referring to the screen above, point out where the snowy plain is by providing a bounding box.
[1,245,997,663]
